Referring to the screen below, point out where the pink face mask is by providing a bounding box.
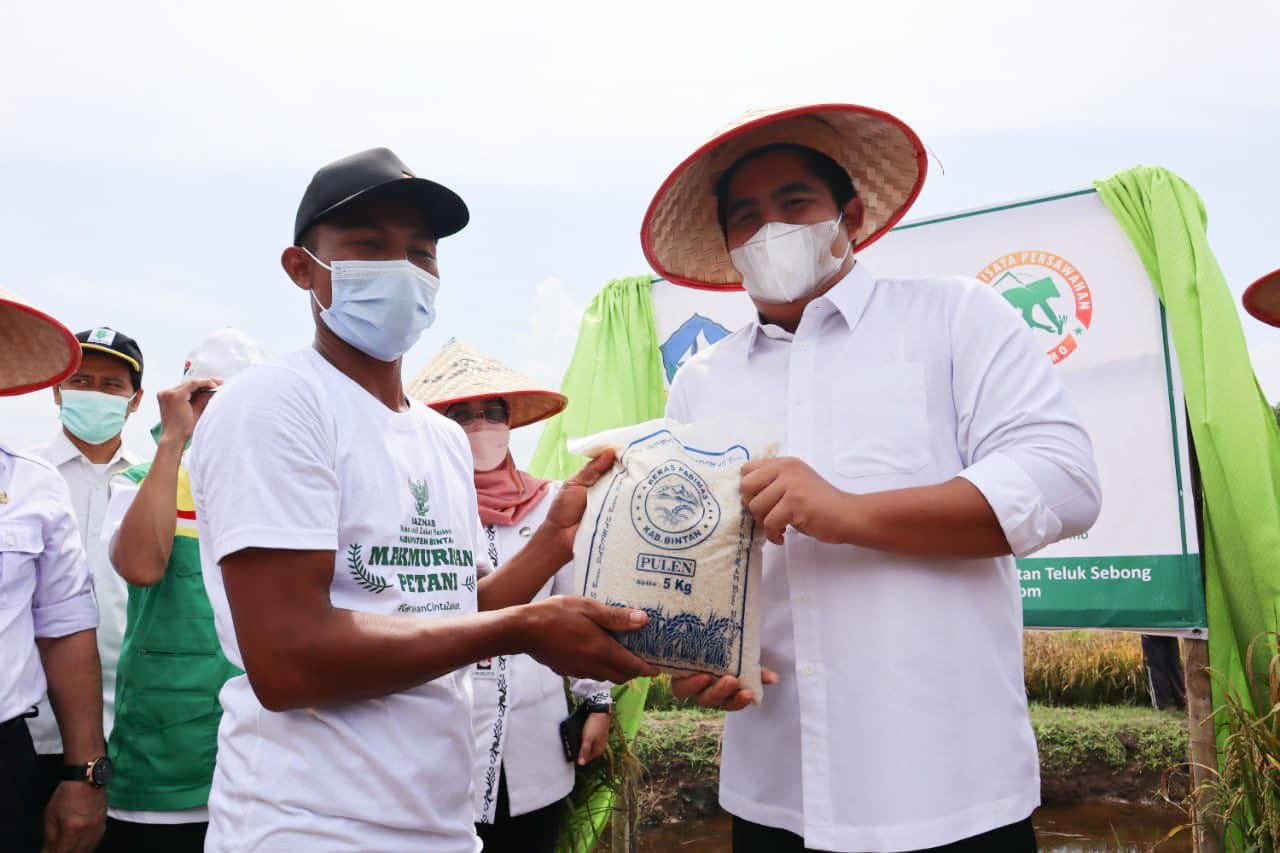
[466,421,511,471]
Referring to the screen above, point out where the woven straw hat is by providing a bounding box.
[0,286,81,396]
[1244,269,1280,328]
[642,103,927,290]
[407,339,567,429]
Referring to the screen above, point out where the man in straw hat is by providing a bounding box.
[645,105,1102,851]
[0,288,109,852]
[186,148,656,851]
[410,340,614,851]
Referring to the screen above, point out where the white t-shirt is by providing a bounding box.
[188,348,484,852]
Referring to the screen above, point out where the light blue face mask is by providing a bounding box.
[304,249,440,362]
[59,389,131,445]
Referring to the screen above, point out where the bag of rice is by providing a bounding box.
[568,417,779,702]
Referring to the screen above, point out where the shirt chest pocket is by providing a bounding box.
[0,521,43,610]
[830,362,930,479]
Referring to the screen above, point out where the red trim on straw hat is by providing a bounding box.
[1243,268,1280,328]
[641,103,928,291]
[0,298,81,397]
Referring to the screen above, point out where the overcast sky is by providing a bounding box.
[3,0,1279,465]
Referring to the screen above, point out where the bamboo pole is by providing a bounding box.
[1183,637,1222,853]
[610,801,633,853]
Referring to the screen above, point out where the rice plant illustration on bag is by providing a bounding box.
[570,418,778,701]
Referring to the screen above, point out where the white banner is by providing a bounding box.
[650,189,1206,632]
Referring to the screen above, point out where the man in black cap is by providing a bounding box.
[187,147,656,851]
[29,327,144,811]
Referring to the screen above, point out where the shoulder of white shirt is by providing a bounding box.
[0,441,63,479]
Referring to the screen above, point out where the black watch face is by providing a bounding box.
[90,757,113,787]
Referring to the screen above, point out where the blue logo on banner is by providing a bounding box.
[659,314,731,382]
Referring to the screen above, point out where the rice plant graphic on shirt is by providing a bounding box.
[347,543,391,594]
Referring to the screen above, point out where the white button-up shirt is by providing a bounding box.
[0,444,99,725]
[470,484,611,824]
[666,262,1101,852]
[27,430,141,752]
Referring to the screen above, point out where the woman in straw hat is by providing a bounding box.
[0,287,110,853]
[409,340,612,853]
[644,105,1101,852]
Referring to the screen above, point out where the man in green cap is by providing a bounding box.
[29,327,144,812]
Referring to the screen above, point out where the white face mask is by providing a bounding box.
[304,248,440,362]
[465,422,511,472]
[729,215,851,304]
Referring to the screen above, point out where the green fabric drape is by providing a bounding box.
[529,275,668,478]
[1095,166,1280,720]
[528,275,666,852]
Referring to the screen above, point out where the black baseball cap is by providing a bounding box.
[293,147,470,245]
[76,327,144,389]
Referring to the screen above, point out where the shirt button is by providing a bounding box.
[5,533,14,546]
[802,665,816,677]
[796,343,810,352]
[796,594,809,604]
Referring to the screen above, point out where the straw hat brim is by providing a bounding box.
[406,340,568,430]
[426,389,567,431]
[1243,269,1280,328]
[0,288,81,396]
[641,103,927,291]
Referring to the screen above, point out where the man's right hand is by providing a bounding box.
[156,377,222,444]
[518,596,659,684]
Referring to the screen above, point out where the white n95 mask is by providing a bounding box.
[729,215,851,304]
[305,248,440,362]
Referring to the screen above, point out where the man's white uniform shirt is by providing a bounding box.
[665,263,1101,852]
[0,444,99,726]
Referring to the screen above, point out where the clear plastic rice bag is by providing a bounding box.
[568,417,779,702]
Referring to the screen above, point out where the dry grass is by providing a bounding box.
[646,630,1149,710]
[1024,630,1147,706]
[1182,633,1280,850]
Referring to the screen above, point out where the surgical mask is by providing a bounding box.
[729,215,851,304]
[465,422,510,472]
[305,248,440,362]
[59,389,131,445]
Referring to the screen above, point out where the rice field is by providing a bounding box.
[644,630,1149,710]
[1024,630,1147,706]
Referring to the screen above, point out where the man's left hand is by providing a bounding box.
[741,457,856,546]
[42,781,106,853]
[541,450,617,560]
[577,711,611,766]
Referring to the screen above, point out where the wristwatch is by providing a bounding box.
[61,756,113,788]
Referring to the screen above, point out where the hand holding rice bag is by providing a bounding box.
[567,417,779,702]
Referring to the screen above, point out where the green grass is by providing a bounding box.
[631,708,723,771]
[1030,704,1187,773]
[634,704,1187,779]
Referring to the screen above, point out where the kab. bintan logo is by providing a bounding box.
[977,250,1093,365]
